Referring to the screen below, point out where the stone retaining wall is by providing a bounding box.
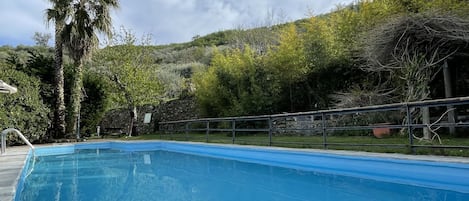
[100,98,198,135]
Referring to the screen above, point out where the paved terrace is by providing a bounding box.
[0,145,30,201]
[0,141,102,201]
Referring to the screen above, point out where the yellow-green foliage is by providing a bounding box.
[393,0,469,15]
[303,0,406,70]
[194,46,280,117]
[267,24,307,82]
[92,43,163,109]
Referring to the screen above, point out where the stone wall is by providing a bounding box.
[100,98,332,136]
[100,98,199,135]
[272,115,323,135]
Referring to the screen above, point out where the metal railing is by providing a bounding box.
[159,97,469,154]
[1,128,35,155]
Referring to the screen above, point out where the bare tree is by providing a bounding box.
[32,32,52,47]
[360,12,469,139]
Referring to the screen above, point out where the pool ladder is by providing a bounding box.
[0,128,35,155]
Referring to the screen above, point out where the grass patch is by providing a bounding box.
[122,132,469,157]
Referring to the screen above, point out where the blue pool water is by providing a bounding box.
[15,142,469,201]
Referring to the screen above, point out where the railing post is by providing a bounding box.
[406,104,415,154]
[268,117,273,146]
[170,124,174,140]
[206,121,210,143]
[322,113,328,149]
[1,133,6,155]
[185,122,190,141]
[232,119,236,144]
[161,123,166,139]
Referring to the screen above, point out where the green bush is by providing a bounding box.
[0,64,51,144]
[80,72,111,136]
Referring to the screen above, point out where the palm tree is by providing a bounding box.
[46,0,72,139]
[63,0,119,137]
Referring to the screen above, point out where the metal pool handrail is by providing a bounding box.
[0,80,18,94]
[1,128,35,155]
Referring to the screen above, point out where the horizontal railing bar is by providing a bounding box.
[185,128,270,132]
[411,145,469,149]
[232,139,270,144]
[274,128,323,131]
[232,129,270,132]
[326,143,408,147]
[326,125,404,131]
[185,129,208,132]
[405,123,469,129]
[183,123,469,132]
[271,141,325,146]
[203,129,232,132]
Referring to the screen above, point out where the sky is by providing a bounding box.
[0,0,354,47]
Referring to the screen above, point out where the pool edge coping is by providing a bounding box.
[75,140,469,164]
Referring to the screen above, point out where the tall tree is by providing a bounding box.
[194,46,280,117]
[46,0,72,139]
[63,0,119,138]
[91,28,162,136]
[267,24,307,112]
[361,12,469,139]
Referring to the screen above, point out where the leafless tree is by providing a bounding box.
[360,12,469,140]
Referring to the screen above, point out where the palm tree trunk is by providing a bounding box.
[68,59,84,138]
[53,22,66,139]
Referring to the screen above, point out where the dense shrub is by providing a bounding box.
[194,47,281,117]
[0,63,51,144]
[80,72,111,136]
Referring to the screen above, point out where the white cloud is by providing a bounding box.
[0,0,354,46]
[0,1,52,45]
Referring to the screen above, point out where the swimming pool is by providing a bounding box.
[15,141,469,201]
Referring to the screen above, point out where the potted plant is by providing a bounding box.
[367,110,400,138]
[372,122,391,138]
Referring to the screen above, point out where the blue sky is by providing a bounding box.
[0,0,354,47]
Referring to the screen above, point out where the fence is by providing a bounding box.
[158,97,469,155]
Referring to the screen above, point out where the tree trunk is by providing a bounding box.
[52,22,66,139]
[443,60,456,134]
[68,59,84,138]
[111,75,136,137]
[128,106,137,137]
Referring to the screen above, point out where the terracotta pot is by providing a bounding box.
[372,123,391,138]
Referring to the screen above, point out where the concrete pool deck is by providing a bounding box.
[0,146,30,201]
[0,142,77,201]
[2,140,469,201]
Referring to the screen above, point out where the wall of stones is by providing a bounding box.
[100,98,337,136]
[272,116,323,136]
[99,98,199,135]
